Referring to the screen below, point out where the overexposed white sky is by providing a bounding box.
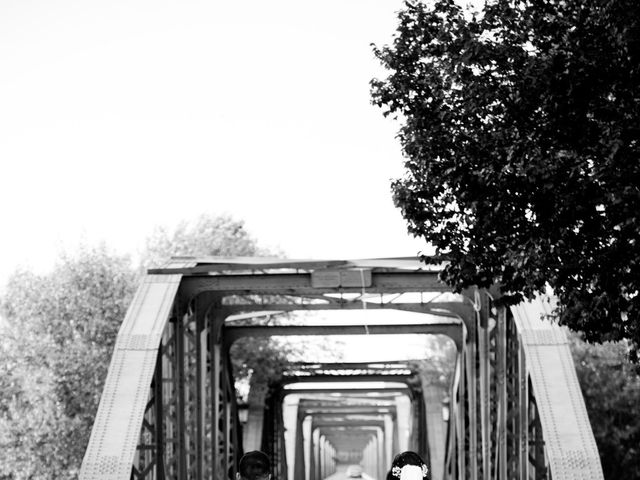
[0,0,426,286]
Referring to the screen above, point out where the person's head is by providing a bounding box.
[387,451,429,480]
[237,451,271,480]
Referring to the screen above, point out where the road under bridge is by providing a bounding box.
[79,257,604,479]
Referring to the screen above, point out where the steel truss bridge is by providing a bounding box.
[79,257,603,480]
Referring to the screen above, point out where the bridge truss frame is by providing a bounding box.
[79,257,603,480]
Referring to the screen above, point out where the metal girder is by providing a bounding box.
[511,299,604,479]
[302,407,396,416]
[299,400,397,408]
[300,400,398,408]
[147,256,441,275]
[282,373,416,384]
[180,271,447,299]
[290,360,413,368]
[148,258,353,275]
[284,361,415,378]
[319,428,379,437]
[297,393,399,401]
[309,411,389,422]
[220,300,471,318]
[317,427,380,437]
[223,323,464,349]
[311,420,387,429]
[283,387,410,396]
[298,397,396,410]
[80,273,184,478]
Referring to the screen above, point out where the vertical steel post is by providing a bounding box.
[200,327,209,479]
[194,300,205,480]
[496,307,507,480]
[227,352,242,479]
[457,350,466,480]
[211,325,222,479]
[154,348,165,479]
[309,427,317,480]
[478,292,490,480]
[518,343,528,480]
[376,427,385,480]
[294,412,306,480]
[201,305,214,480]
[175,307,187,479]
[224,388,232,477]
[530,394,547,480]
[504,310,518,480]
[467,315,478,480]
[182,304,198,478]
[164,316,178,477]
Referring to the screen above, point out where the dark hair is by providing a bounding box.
[238,451,271,480]
[386,451,428,480]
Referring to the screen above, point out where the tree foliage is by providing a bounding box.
[0,213,308,478]
[142,214,269,268]
[568,330,640,479]
[0,247,136,479]
[372,0,640,353]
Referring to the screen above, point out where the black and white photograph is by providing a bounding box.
[1,1,638,479]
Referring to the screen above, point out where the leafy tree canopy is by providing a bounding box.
[372,0,640,353]
[142,213,270,268]
[568,331,640,479]
[0,246,136,479]
[0,214,317,478]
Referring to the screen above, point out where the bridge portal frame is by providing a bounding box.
[78,257,603,480]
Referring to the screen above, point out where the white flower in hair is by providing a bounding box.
[398,465,423,480]
[391,461,429,479]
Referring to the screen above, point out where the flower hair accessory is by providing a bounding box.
[392,464,429,479]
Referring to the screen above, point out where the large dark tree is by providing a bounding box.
[372,0,640,353]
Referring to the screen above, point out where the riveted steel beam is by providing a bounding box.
[282,374,415,384]
[283,387,410,396]
[180,271,446,299]
[311,420,387,429]
[223,323,463,350]
[299,399,397,408]
[301,407,397,416]
[220,301,472,319]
